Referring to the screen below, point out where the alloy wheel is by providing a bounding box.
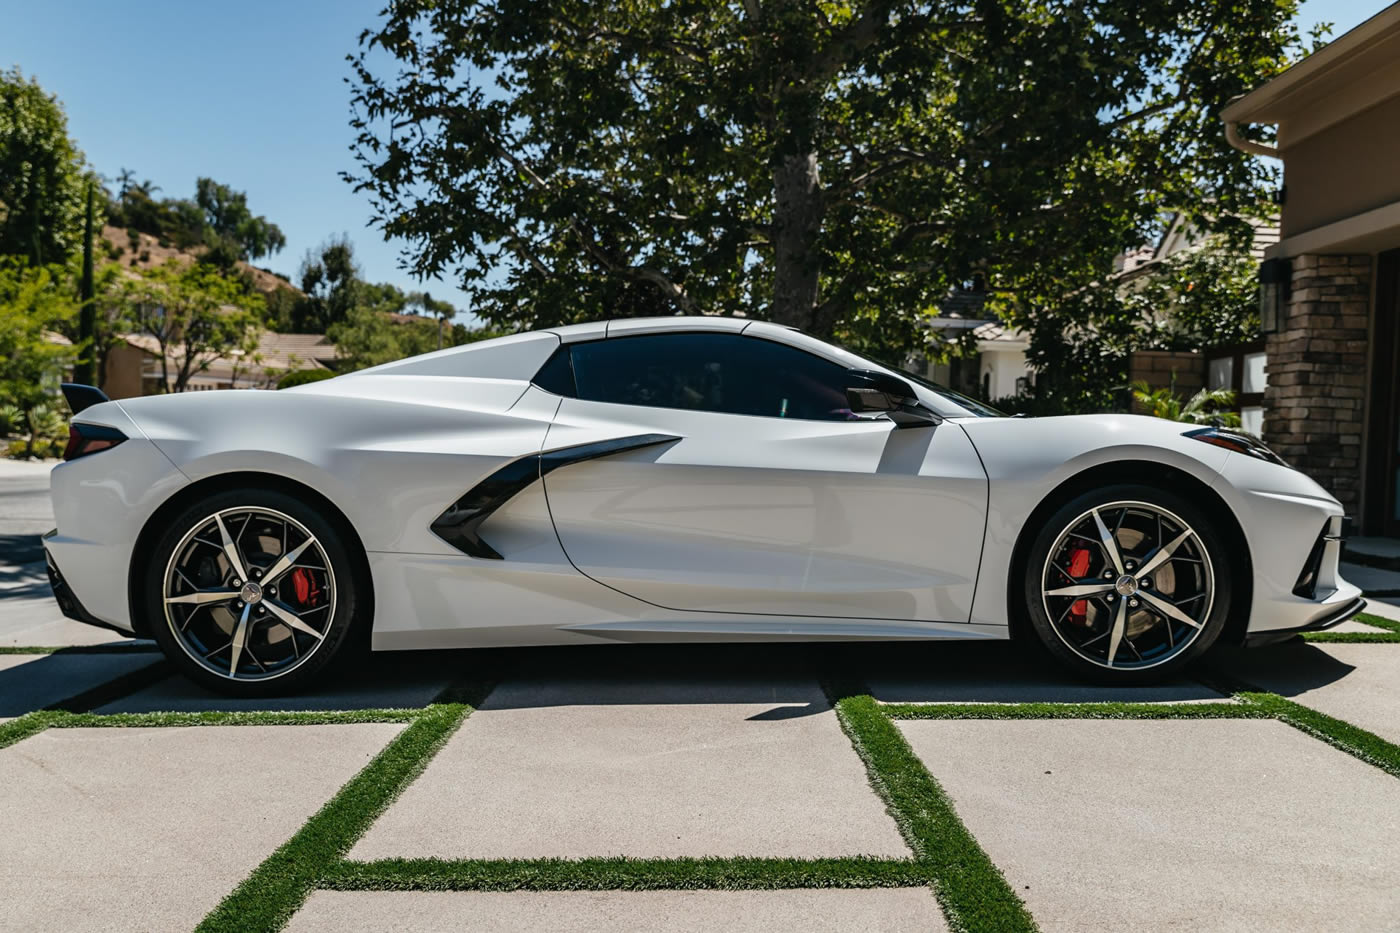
[162,507,337,681]
[1040,500,1214,670]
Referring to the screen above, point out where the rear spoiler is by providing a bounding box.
[61,383,110,415]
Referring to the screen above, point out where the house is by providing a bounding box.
[101,331,338,398]
[1222,1,1400,531]
[923,215,1277,416]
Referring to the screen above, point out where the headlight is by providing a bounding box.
[1184,426,1290,468]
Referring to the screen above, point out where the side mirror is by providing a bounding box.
[844,370,940,428]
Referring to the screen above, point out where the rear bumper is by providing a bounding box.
[1244,595,1367,647]
[42,530,134,638]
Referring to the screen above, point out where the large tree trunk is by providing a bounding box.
[769,148,825,333]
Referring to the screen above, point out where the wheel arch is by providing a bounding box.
[1006,459,1252,647]
[127,471,373,639]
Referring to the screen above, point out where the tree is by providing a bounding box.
[120,261,264,393]
[0,68,87,265]
[73,179,98,384]
[195,177,286,261]
[293,236,362,332]
[0,261,76,456]
[347,0,1314,366]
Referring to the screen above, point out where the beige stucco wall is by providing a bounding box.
[100,343,146,400]
[1282,94,1400,238]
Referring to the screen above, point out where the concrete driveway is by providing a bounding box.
[3,460,1399,931]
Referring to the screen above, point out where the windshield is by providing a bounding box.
[837,345,1006,418]
[884,363,1006,418]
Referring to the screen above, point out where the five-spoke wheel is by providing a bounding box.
[1025,485,1230,681]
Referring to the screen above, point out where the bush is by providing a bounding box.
[277,368,336,390]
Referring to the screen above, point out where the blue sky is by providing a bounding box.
[0,0,1387,320]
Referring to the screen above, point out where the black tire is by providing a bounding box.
[143,487,364,697]
[1023,483,1231,684]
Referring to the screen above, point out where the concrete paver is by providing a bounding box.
[1213,640,1400,745]
[288,890,948,933]
[0,651,163,716]
[0,723,402,933]
[1360,596,1400,624]
[901,718,1400,931]
[352,677,908,859]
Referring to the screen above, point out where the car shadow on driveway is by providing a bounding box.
[1206,639,1359,696]
[76,637,1363,717]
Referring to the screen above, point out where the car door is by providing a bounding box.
[538,330,989,623]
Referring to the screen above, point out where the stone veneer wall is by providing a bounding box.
[1262,253,1372,514]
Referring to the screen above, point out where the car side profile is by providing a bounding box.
[44,316,1363,696]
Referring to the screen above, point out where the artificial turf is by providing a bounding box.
[324,856,935,892]
[829,683,1038,933]
[2,641,1398,932]
[195,692,486,933]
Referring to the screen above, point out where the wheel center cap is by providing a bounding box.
[1115,575,1139,597]
[240,581,263,604]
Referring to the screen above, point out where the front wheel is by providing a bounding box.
[1023,484,1231,683]
[143,488,363,697]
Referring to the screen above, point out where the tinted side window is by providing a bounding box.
[568,333,854,421]
[532,345,576,396]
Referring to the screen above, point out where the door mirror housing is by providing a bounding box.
[844,370,941,427]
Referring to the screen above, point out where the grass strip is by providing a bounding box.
[0,710,66,750]
[882,700,1262,721]
[1303,631,1400,643]
[1354,613,1400,633]
[323,856,934,892]
[55,708,422,729]
[829,683,1036,933]
[0,643,158,655]
[196,685,490,933]
[1237,691,1400,779]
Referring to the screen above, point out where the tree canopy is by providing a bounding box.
[347,0,1314,371]
[0,67,88,265]
[104,174,285,262]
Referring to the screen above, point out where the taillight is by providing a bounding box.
[63,423,127,461]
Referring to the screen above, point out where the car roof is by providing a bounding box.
[545,316,769,343]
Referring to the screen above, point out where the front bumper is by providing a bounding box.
[1243,595,1367,647]
[1213,454,1362,638]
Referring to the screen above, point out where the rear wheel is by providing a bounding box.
[144,488,362,697]
[1023,484,1231,683]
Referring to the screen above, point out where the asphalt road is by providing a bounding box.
[0,459,55,561]
[0,459,131,646]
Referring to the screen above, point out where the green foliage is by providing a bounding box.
[195,177,287,261]
[0,68,88,265]
[275,364,336,386]
[0,261,77,457]
[347,0,1314,374]
[104,174,284,262]
[119,261,265,393]
[1132,235,1263,350]
[1130,380,1241,427]
[293,236,361,332]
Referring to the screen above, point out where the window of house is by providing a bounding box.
[560,333,855,421]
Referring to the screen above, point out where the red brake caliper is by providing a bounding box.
[291,567,322,608]
[1067,547,1091,623]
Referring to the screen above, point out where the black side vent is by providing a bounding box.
[1292,521,1331,599]
[430,434,680,559]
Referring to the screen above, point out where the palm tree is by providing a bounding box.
[1131,379,1241,427]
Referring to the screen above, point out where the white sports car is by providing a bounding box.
[45,317,1362,695]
